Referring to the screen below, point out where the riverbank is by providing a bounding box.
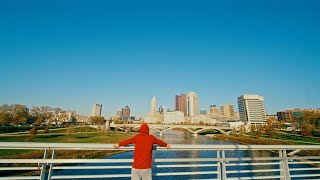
[214,134,295,145]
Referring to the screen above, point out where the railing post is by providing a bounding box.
[47,149,55,180]
[221,150,227,180]
[217,150,221,180]
[40,148,49,180]
[279,149,291,180]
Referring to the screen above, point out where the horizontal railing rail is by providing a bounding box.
[1,142,320,150]
[0,142,319,180]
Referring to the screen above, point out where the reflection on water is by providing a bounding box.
[53,129,320,179]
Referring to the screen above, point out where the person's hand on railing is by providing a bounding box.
[166,144,171,149]
[113,144,120,149]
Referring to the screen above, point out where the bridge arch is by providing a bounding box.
[193,128,225,135]
[159,126,196,136]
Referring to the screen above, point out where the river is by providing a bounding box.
[53,129,320,179]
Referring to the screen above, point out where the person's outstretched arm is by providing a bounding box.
[113,137,135,149]
[153,137,170,149]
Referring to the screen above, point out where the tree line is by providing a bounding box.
[248,112,320,138]
[0,104,76,126]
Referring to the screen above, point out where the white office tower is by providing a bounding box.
[91,104,102,117]
[164,111,185,124]
[238,95,267,125]
[151,96,157,118]
[187,92,199,117]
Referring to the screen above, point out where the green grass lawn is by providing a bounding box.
[268,132,320,144]
[0,126,61,134]
[245,131,320,145]
[48,126,98,133]
[0,126,136,156]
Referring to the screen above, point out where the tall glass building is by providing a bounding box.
[187,92,199,117]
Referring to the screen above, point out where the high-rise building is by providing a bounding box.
[123,106,131,119]
[209,105,220,117]
[187,92,199,117]
[174,95,181,111]
[175,94,187,117]
[151,96,157,118]
[117,109,123,118]
[238,94,267,125]
[220,104,235,120]
[164,111,185,124]
[91,104,102,117]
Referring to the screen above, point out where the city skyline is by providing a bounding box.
[1,1,320,117]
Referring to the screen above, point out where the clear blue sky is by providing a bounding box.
[1,0,319,117]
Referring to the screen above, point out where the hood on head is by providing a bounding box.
[139,124,149,135]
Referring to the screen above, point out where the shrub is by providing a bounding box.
[29,127,37,135]
[43,127,49,134]
[312,130,320,137]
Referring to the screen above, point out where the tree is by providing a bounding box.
[251,125,262,138]
[11,104,29,125]
[0,111,11,126]
[264,119,275,137]
[29,127,38,135]
[30,106,52,125]
[239,125,246,135]
[43,127,49,134]
[304,112,320,128]
[0,104,30,125]
[300,120,315,137]
[232,128,237,136]
[276,120,285,130]
[90,116,105,125]
[50,108,68,125]
[70,116,77,124]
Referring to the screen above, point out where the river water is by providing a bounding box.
[53,129,320,179]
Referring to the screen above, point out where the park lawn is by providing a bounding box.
[0,126,61,134]
[262,133,320,144]
[0,131,136,156]
[48,126,98,134]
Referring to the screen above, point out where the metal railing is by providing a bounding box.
[0,142,320,180]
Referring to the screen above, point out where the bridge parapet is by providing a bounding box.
[0,142,319,180]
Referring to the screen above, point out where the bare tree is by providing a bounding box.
[30,106,52,125]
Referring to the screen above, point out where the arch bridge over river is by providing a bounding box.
[114,124,235,136]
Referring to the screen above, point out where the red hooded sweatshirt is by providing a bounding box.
[118,124,168,169]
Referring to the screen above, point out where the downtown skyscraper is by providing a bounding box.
[175,92,199,117]
[174,94,187,117]
[238,94,267,125]
[220,104,235,120]
[117,106,131,120]
[151,96,157,118]
[123,106,131,119]
[187,92,199,117]
[91,104,102,117]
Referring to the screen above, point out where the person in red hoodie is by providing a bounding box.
[114,124,170,180]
